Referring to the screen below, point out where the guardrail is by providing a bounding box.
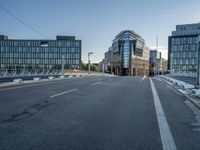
[33,77,41,81]
[0,71,115,88]
[0,69,109,79]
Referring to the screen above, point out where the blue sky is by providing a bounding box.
[0,0,200,62]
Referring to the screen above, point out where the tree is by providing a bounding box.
[81,61,99,72]
[91,65,99,72]
[81,61,87,70]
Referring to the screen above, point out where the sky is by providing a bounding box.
[0,0,200,63]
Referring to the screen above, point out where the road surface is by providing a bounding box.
[0,76,200,150]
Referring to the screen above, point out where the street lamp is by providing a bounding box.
[88,52,93,73]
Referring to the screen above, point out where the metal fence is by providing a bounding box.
[0,69,102,78]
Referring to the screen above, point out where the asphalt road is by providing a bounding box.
[0,76,200,150]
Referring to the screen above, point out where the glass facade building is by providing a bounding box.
[107,30,149,76]
[168,23,200,77]
[0,35,81,70]
[149,50,162,76]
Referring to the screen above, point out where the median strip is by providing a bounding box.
[50,89,77,98]
[150,78,177,150]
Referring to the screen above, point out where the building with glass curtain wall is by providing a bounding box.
[0,35,81,71]
[106,30,149,76]
[149,50,162,76]
[168,23,200,77]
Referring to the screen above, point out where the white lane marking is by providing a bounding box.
[0,82,55,92]
[150,78,177,150]
[0,78,77,92]
[91,82,102,86]
[50,89,77,98]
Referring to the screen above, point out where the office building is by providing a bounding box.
[0,35,81,71]
[168,23,200,77]
[105,30,149,76]
[149,50,162,76]
[161,58,168,74]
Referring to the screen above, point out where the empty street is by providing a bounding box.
[0,76,200,150]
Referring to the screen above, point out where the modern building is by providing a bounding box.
[149,50,162,76]
[104,30,149,76]
[99,47,113,73]
[149,50,168,76]
[0,35,81,71]
[98,59,107,73]
[168,23,200,77]
[161,58,168,74]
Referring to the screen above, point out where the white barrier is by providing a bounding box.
[33,77,41,81]
[162,76,195,90]
[182,83,195,90]
[191,89,200,96]
[48,76,54,80]
[59,75,65,79]
[13,78,23,84]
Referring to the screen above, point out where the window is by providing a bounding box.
[41,41,48,47]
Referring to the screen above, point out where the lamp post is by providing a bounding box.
[88,52,93,73]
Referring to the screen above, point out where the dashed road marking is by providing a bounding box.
[0,78,80,92]
[150,78,177,150]
[50,89,77,98]
[91,82,102,86]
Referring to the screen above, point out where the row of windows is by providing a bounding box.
[172,58,197,65]
[171,37,197,45]
[0,65,80,70]
[172,65,197,72]
[0,47,80,53]
[123,40,130,68]
[0,53,80,59]
[136,40,144,49]
[0,40,81,47]
[171,44,197,51]
[1,59,80,65]
[172,51,197,58]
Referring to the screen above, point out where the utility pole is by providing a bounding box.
[88,52,93,73]
[61,54,64,76]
